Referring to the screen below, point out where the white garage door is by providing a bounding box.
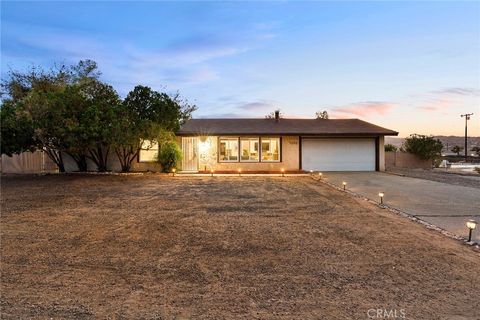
[302,138,376,171]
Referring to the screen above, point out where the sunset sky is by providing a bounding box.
[2,1,479,137]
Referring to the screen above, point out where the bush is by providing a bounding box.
[158,141,182,173]
[384,144,398,152]
[403,134,443,161]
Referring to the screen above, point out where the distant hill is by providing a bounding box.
[385,136,480,154]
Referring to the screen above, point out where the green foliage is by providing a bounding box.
[0,100,36,156]
[1,61,196,173]
[403,134,443,161]
[315,110,329,119]
[157,140,182,173]
[451,145,463,156]
[113,85,196,172]
[384,144,398,152]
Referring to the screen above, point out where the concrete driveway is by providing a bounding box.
[323,172,480,242]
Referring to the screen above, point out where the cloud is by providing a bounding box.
[332,101,395,117]
[431,87,480,96]
[418,87,479,113]
[236,100,278,111]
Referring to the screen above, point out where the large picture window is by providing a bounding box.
[261,138,280,162]
[240,138,259,162]
[219,138,239,162]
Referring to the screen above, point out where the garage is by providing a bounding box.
[301,138,377,171]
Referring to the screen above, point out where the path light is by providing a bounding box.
[310,170,313,174]
[238,168,242,176]
[281,168,285,177]
[378,192,385,204]
[342,181,347,190]
[210,169,214,177]
[318,172,323,180]
[172,168,176,177]
[466,219,477,242]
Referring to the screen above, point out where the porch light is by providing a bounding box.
[210,169,214,177]
[281,168,285,177]
[466,220,477,242]
[172,168,176,177]
[238,168,242,176]
[342,181,347,190]
[378,192,385,204]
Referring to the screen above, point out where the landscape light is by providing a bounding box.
[172,168,176,177]
[378,192,385,204]
[238,168,242,176]
[281,168,285,177]
[342,181,347,190]
[310,170,313,174]
[211,169,214,177]
[466,220,477,242]
[319,172,323,180]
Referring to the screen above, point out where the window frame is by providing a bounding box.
[218,137,240,162]
[260,137,281,163]
[138,140,159,163]
[240,137,260,162]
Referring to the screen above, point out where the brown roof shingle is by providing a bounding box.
[177,118,398,136]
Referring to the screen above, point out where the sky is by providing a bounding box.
[1,1,479,137]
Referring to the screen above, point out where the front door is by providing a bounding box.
[181,137,198,171]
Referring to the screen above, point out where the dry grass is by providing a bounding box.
[1,174,479,319]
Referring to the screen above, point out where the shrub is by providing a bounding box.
[384,144,398,152]
[475,167,480,175]
[158,141,182,173]
[403,134,443,161]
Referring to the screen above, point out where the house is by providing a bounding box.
[176,115,398,172]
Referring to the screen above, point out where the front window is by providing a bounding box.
[240,138,259,162]
[219,138,238,162]
[261,138,280,162]
[138,140,159,162]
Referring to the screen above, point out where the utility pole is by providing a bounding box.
[460,113,473,162]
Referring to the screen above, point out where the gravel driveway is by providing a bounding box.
[323,172,480,242]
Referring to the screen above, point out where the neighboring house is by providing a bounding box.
[177,116,398,172]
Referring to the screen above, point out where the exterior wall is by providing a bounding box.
[187,136,300,172]
[378,136,385,171]
[385,151,431,169]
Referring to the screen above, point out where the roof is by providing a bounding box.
[177,118,398,136]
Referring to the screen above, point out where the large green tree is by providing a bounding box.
[1,60,101,172]
[113,85,195,172]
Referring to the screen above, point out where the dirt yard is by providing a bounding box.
[1,175,479,319]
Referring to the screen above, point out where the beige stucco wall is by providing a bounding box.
[379,136,385,171]
[179,136,300,172]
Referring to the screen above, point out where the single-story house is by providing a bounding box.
[176,116,398,172]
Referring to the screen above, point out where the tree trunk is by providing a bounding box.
[44,147,65,172]
[115,146,139,172]
[88,145,109,172]
[67,152,88,171]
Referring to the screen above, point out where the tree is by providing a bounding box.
[451,145,464,156]
[470,146,480,156]
[0,60,102,172]
[113,85,196,172]
[384,144,398,152]
[403,134,443,162]
[315,110,329,119]
[265,109,283,119]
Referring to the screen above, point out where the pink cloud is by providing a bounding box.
[332,101,395,117]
